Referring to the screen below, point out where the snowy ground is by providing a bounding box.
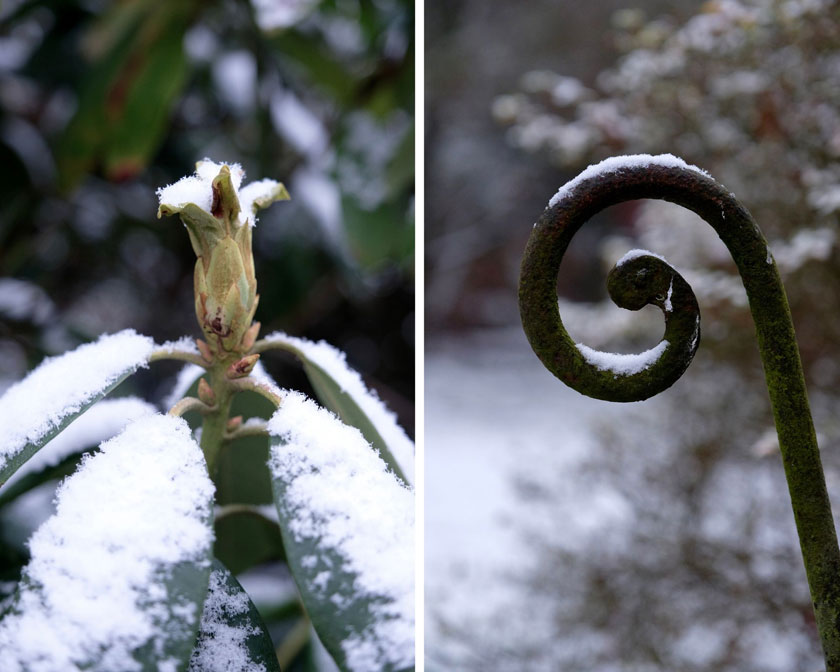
[425,327,637,668]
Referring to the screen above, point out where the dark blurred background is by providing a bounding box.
[0,0,415,436]
[426,1,840,670]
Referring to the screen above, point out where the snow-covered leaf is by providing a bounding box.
[267,392,414,672]
[0,413,215,672]
[0,330,155,486]
[157,159,289,229]
[189,559,281,672]
[0,397,157,504]
[162,363,206,411]
[261,332,414,485]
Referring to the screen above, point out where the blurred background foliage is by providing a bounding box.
[0,0,413,668]
[426,0,840,670]
[0,0,414,421]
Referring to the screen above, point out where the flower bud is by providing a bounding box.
[157,160,289,357]
[197,378,216,406]
[226,353,260,379]
[241,321,261,352]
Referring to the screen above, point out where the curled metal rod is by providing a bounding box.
[519,155,840,670]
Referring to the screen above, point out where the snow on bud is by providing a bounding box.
[156,160,289,356]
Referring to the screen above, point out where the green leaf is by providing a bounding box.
[0,330,154,486]
[0,414,215,671]
[190,559,282,672]
[267,392,414,672]
[342,196,414,272]
[56,1,195,189]
[258,333,413,484]
[215,508,285,575]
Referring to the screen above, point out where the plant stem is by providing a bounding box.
[275,616,310,669]
[199,366,234,476]
[149,347,208,368]
[167,396,211,418]
[519,158,840,670]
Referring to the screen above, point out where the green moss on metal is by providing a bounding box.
[519,161,840,670]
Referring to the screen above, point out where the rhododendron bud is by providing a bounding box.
[157,161,289,357]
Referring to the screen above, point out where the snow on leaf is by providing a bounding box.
[3,397,157,490]
[162,364,206,411]
[267,391,414,672]
[0,330,154,484]
[0,413,215,672]
[188,561,280,672]
[157,159,289,228]
[261,331,414,485]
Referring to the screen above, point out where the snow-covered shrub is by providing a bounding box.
[0,160,414,672]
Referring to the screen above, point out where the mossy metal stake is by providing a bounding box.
[519,155,840,670]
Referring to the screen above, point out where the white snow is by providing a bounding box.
[162,364,205,411]
[548,154,710,208]
[425,330,633,668]
[188,567,266,672]
[267,391,414,672]
[212,51,257,115]
[0,413,215,672]
[156,336,200,356]
[270,89,328,159]
[157,175,213,214]
[263,331,415,483]
[615,247,668,267]
[576,340,668,376]
[3,397,157,489]
[158,159,285,229]
[0,330,154,476]
[250,0,319,31]
[0,278,55,325]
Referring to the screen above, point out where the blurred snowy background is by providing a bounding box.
[0,0,413,669]
[426,1,840,670]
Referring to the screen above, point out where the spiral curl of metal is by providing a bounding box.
[519,156,840,670]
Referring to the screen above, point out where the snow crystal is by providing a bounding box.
[576,340,669,376]
[237,178,286,227]
[156,336,200,356]
[3,397,156,488]
[188,567,266,672]
[0,414,215,672]
[267,391,414,672]
[196,159,244,191]
[158,159,284,229]
[263,331,414,483]
[0,330,154,476]
[664,278,674,312]
[157,175,212,213]
[548,154,710,208]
